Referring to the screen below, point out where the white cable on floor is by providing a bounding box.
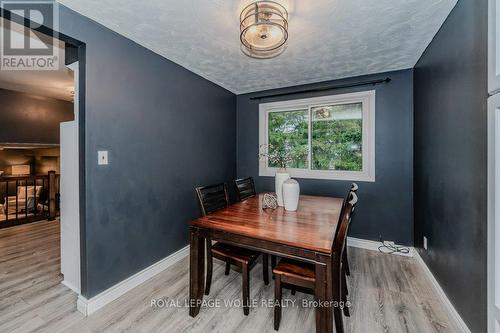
[378,241,410,255]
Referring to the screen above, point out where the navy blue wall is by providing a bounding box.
[58,6,236,297]
[0,88,73,144]
[236,70,414,245]
[414,0,488,331]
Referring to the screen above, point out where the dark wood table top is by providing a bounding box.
[191,193,343,254]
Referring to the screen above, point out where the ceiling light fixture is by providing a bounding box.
[240,1,288,59]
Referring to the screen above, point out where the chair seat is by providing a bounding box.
[211,242,260,264]
[212,242,260,264]
[273,258,316,282]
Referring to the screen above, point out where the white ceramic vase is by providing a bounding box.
[275,171,290,207]
[282,179,300,211]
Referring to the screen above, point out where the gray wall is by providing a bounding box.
[0,88,73,144]
[414,0,488,331]
[236,70,414,245]
[58,7,236,297]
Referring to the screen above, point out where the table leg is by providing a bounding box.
[189,228,205,317]
[315,262,333,333]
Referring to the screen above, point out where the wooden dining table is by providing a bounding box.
[189,193,344,333]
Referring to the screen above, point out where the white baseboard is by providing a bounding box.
[348,237,470,331]
[75,236,469,333]
[413,250,471,333]
[347,236,414,257]
[77,245,190,316]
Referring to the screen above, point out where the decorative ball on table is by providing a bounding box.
[262,193,278,209]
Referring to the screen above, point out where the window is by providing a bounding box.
[259,91,375,181]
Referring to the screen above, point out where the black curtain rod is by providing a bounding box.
[249,77,391,100]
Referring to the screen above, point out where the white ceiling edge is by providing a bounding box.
[235,65,415,95]
[56,0,458,95]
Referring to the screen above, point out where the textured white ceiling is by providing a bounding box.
[57,0,457,94]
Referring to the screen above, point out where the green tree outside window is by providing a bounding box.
[267,110,309,169]
[312,103,362,171]
[265,103,363,171]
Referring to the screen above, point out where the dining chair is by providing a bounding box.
[234,176,277,278]
[337,183,358,318]
[272,191,358,332]
[234,177,256,202]
[195,183,269,316]
[342,183,358,277]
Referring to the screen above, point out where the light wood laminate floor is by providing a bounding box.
[0,220,461,332]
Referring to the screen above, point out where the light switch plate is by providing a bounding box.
[98,151,108,165]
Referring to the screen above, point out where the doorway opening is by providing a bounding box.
[0,9,87,301]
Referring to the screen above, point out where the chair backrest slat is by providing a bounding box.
[333,191,358,256]
[196,183,229,216]
[341,182,358,211]
[234,177,256,202]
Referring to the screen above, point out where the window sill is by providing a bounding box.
[259,167,375,182]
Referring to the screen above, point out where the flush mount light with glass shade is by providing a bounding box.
[240,1,288,59]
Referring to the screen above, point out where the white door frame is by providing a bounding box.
[59,61,81,294]
[489,93,500,333]
[489,0,500,330]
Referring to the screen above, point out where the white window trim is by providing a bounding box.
[259,90,376,182]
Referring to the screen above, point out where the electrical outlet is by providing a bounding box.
[423,236,428,250]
